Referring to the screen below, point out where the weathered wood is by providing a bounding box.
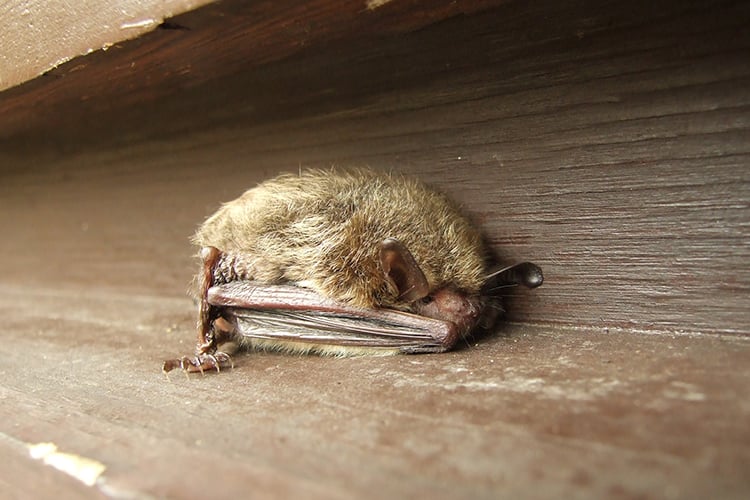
[0,0,508,129]
[1,0,748,335]
[0,1,749,497]
[0,284,748,498]
[0,0,215,91]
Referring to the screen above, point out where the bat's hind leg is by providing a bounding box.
[163,317,237,374]
[162,247,239,375]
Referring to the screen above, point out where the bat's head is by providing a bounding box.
[380,238,543,337]
[380,238,483,336]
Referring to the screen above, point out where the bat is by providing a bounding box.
[162,168,543,373]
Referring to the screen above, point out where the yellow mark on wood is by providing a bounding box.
[120,19,158,29]
[366,0,395,10]
[28,442,106,487]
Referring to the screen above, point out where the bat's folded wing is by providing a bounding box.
[207,282,458,353]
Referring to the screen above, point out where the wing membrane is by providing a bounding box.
[208,282,458,352]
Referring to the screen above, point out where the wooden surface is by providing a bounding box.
[0,284,748,499]
[0,0,508,133]
[0,0,214,91]
[1,0,749,498]
[1,0,748,335]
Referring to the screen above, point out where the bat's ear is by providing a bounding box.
[379,238,430,302]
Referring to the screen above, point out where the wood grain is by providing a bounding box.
[0,283,747,498]
[1,1,750,497]
[0,0,508,132]
[0,0,214,91]
[1,0,748,335]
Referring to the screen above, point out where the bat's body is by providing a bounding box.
[163,168,542,373]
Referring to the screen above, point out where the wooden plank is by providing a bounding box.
[0,0,215,91]
[0,0,748,335]
[0,284,748,498]
[1,1,749,498]
[0,0,508,126]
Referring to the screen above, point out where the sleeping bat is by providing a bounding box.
[162,168,543,373]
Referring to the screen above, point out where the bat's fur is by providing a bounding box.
[193,168,487,312]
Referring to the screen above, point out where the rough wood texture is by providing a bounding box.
[0,0,214,91]
[0,0,507,130]
[1,0,748,335]
[0,284,748,498]
[0,0,749,497]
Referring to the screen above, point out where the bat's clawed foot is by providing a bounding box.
[162,351,234,375]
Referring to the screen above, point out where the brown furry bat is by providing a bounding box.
[163,168,542,373]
